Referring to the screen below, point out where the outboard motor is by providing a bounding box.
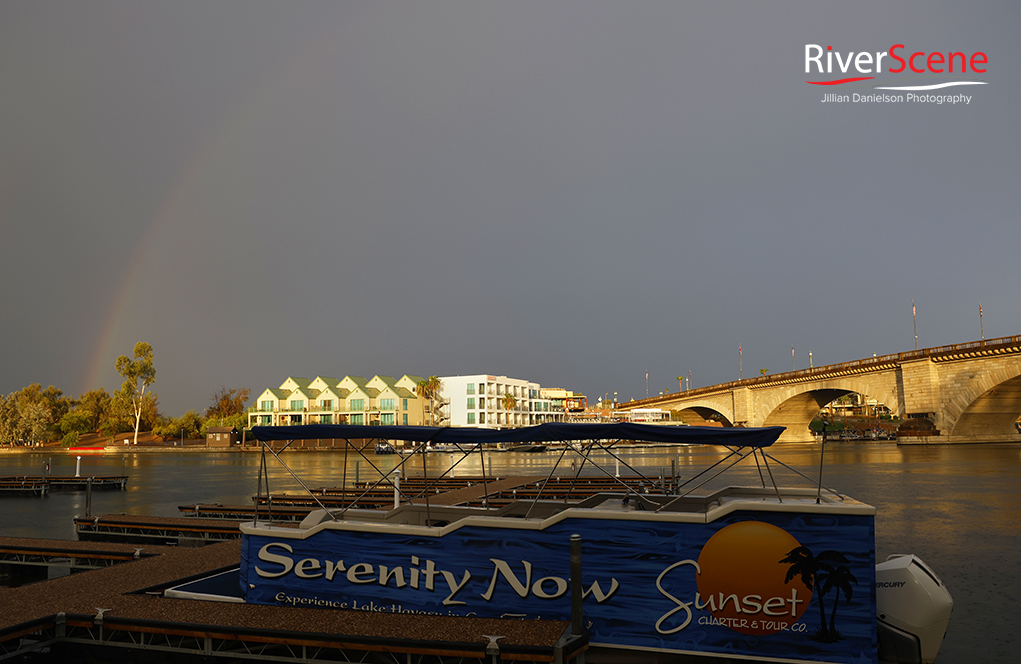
[876,554,953,664]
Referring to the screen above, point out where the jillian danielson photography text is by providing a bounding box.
[821,92,973,104]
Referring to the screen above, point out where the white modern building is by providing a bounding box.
[437,375,560,429]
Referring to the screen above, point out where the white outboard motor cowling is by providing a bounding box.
[876,554,952,664]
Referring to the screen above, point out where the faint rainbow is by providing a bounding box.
[82,28,340,395]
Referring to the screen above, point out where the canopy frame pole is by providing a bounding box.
[524,444,576,517]
[335,438,429,515]
[561,440,658,510]
[589,439,663,487]
[759,449,783,503]
[655,448,751,512]
[478,443,491,509]
[752,449,766,488]
[340,436,349,510]
[260,439,340,521]
[757,452,845,501]
[670,447,745,495]
[816,423,828,504]
[254,445,268,527]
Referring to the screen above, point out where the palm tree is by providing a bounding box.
[820,564,858,637]
[780,546,850,638]
[415,376,441,426]
[502,393,517,411]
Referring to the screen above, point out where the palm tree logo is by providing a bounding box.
[779,546,858,642]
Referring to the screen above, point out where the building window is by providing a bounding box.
[351,414,363,425]
[403,399,408,410]
[466,383,475,395]
[403,414,408,426]
[321,414,333,424]
[479,412,486,424]
[468,412,476,424]
[479,383,485,394]
[380,398,395,411]
[467,398,475,409]
[260,415,270,425]
[290,400,304,411]
[261,400,273,411]
[350,399,364,411]
[381,413,395,425]
[320,399,333,410]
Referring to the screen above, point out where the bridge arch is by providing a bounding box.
[665,393,736,427]
[674,406,733,427]
[757,378,901,443]
[941,363,1021,440]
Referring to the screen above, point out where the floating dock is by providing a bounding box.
[75,514,245,547]
[0,475,128,495]
[0,538,586,663]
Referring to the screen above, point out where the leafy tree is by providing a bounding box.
[0,395,15,444]
[154,410,205,441]
[206,387,251,420]
[0,384,72,444]
[15,401,49,445]
[59,409,93,437]
[76,388,113,432]
[115,342,156,444]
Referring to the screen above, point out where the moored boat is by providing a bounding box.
[210,423,950,663]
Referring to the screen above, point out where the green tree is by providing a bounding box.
[153,410,205,441]
[0,384,72,445]
[115,342,156,444]
[206,387,251,420]
[59,409,93,437]
[76,388,113,433]
[502,393,517,411]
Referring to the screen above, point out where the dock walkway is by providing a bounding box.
[0,538,585,663]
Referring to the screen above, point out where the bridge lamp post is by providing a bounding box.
[809,352,813,369]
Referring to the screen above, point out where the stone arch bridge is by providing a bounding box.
[620,336,1021,444]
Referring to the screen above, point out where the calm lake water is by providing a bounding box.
[1,442,1018,663]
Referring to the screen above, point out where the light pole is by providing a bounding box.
[809,351,813,369]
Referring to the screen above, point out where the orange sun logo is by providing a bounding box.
[696,521,813,635]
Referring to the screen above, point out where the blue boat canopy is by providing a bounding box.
[250,422,784,448]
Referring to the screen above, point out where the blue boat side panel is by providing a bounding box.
[242,511,877,663]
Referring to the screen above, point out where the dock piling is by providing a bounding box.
[570,534,584,637]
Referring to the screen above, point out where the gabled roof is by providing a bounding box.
[285,387,318,401]
[309,376,340,390]
[279,377,310,390]
[257,388,290,401]
[368,375,398,390]
[316,386,344,400]
[339,376,368,390]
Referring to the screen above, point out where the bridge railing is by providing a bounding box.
[623,335,1021,408]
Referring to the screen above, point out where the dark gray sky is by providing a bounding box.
[2,1,1018,415]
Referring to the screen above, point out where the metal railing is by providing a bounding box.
[623,335,1021,408]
